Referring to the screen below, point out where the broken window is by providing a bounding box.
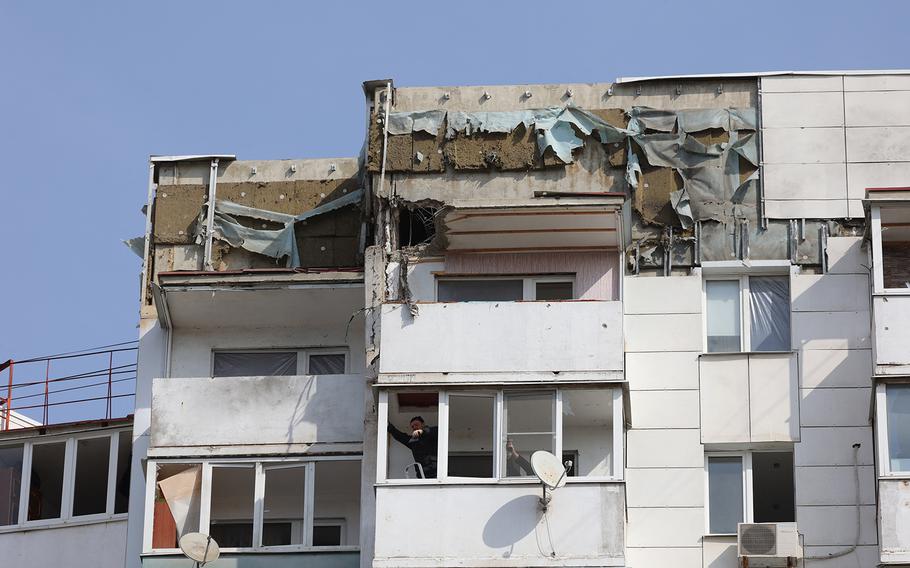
[313,460,360,547]
[886,384,910,473]
[114,431,132,514]
[706,450,794,534]
[209,465,256,548]
[307,353,346,375]
[503,392,555,478]
[153,463,201,549]
[213,351,297,377]
[562,389,613,476]
[28,441,66,521]
[72,436,110,517]
[398,206,438,247]
[263,465,306,546]
[0,444,23,526]
[447,394,496,478]
[706,275,790,353]
[386,392,439,479]
[437,279,524,302]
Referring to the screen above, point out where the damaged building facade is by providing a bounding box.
[124,70,910,568]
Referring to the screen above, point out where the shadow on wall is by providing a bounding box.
[482,494,541,554]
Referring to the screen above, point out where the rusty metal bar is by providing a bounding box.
[43,360,50,425]
[106,351,113,420]
[4,360,11,430]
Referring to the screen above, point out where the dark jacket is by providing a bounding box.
[388,423,438,478]
[506,453,533,476]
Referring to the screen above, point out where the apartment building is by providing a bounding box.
[123,70,910,568]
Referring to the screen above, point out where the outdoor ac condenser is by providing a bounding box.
[737,522,802,567]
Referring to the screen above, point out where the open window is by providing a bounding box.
[385,392,439,480]
[212,348,348,377]
[0,444,23,526]
[706,450,794,534]
[872,202,910,290]
[705,275,791,353]
[28,441,66,521]
[436,276,576,302]
[72,436,110,517]
[152,463,202,549]
[379,387,622,483]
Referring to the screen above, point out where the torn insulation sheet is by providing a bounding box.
[198,189,364,267]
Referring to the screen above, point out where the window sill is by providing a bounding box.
[699,350,795,358]
[703,533,738,539]
[376,477,624,487]
[142,546,360,556]
[0,512,128,534]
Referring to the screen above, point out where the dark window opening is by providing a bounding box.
[213,352,297,377]
[308,353,346,375]
[28,442,66,521]
[313,524,343,546]
[115,431,132,514]
[398,207,438,247]
[752,451,795,523]
[536,281,574,300]
[438,279,523,302]
[0,445,24,526]
[72,437,110,517]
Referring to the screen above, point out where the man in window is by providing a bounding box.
[505,440,533,476]
[388,416,438,478]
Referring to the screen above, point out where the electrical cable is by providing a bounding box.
[12,340,138,363]
[803,443,861,560]
[6,364,137,390]
[15,346,137,364]
[10,376,136,403]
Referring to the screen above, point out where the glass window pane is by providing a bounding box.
[72,437,110,516]
[448,395,495,478]
[706,280,741,352]
[153,463,201,549]
[503,392,554,478]
[387,393,439,479]
[308,354,346,375]
[210,466,255,548]
[535,281,574,301]
[749,276,790,351]
[313,461,360,546]
[0,445,24,526]
[562,389,613,477]
[114,431,132,514]
[28,442,66,521]
[437,279,523,302]
[888,384,910,472]
[708,456,744,534]
[263,466,306,546]
[213,352,297,377]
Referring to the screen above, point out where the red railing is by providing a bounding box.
[0,342,137,430]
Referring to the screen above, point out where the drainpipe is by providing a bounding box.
[203,158,220,270]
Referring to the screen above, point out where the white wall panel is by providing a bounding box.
[625,547,702,568]
[803,545,881,568]
[825,237,867,275]
[879,478,910,559]
[800,349,872,389]
[844,74,910,91]
[623,275,701,315]
[762,127,845,164]
[846,126,910,162]
[795,465,876,506]
[762,163,847,201]
[797,505,877,546]
[0,520,127,568]
[626,351,700,391]
[702,537,738,568]
[749,354,800,442]
[847,162,910,200]
[762,75,844,93]
[699,356,750,443]
[626,429,703,468]
[795,426,874,466]
[845,91,910,126]
[626,507,705,547]
[873,295,910,367]
[629,390,700,429]
[624,314,704,352]
[791,311,871,350]
[763,199,848,220]
[761,92,845,128]
[625,467,705,508]
[791,274,870,312]
[800,387,871,427]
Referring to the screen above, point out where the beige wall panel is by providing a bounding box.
[791,311,871,350]
[800,387,871,427]
[761,75,844,93]
[626,351,700,391]
[763,163,847,201]
[762,127,845,164]
[846,126,910,162]
[749,354,800,442]
[791,274,870,312]
[629,390,700,429]
[795,465,876,506]
[761,92,844,128]
[625,547,702,568]
[797,505,877,546]
[763,199,849,220]
[624,314,704,352]
[702,537,738,568]
[847,161,910,200]
[844,74,910,91]
[845,91,910,126]
[626,429,703,468]
[625,467,705,508]
[623,275,702,315]
[800,348,873,389]
[825,237,867,275]
[699,356,750,444]
[795,426,874,466]
[626,507,705,548]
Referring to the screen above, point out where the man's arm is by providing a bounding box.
[387,423,411,446]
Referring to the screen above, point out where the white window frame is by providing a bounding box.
[435,275,577,301]
[142,455,361,555]
[704,449,795,535]
[210,347,350,377]
[702,272,793,354]
[871,204,910,295]
[876,382,910,478]
[0,427,131,533]
[377,386,623,485]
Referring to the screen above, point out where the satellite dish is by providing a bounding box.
[531,451,569,490]
[179,532,220,566]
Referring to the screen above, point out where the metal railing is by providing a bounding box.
[0,342,138,430]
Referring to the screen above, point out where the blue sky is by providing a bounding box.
[1,0,908,422]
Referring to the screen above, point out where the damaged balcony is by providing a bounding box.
[379,200,624,385]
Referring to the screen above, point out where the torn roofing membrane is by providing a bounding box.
[198,189,364,267]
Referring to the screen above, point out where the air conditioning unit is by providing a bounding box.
[737,523,802,566]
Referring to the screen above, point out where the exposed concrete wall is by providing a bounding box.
[0,520,127,568]
[372,483,624,567]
